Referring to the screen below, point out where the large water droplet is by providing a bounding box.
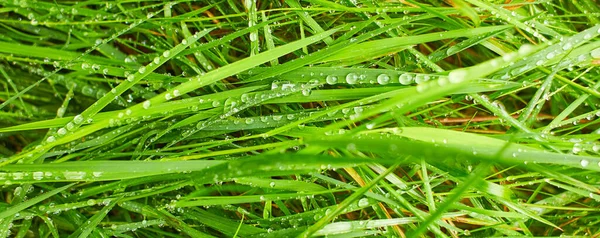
[162,50,170,58]
[345,73,358,84]
[399,74,413,85]
[326,75,338,85]
[73,115,84,124]
[591,48,600,58]
[358,198,369,207]
[448,69,467,83]
[249,32,258,41]
[377,74,390,85]
[415,74,430,84]
[581,159,589,167]
[143,100,151,109]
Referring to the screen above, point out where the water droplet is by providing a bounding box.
[358,198,369,207]
[181,39,188,44]
[165,93,172,100]
[249,32,258,41]
[138,66,146,74]
[326,75,338,85]
[173,89,180,97]
[143,100,151,109]
[127,74,135,82]
[591,48,600,58]
[269,182,276,187]
[212,101,221,107]
[163,50,170,57]
[399,74,413,85]
[301,89,311,96]
[377,74,390,85]
[32,172,43,180]
[245,118,254,124]
[415,74,429,84]
[63,171,86,180]
[545,52,555,59]
[66,122,75,131]
[448,69,467,83]
[73,115,84,124]
[518,44,535,55]
[571,142,584,154]
[345,73,358,84]
[57,128,67,136]
[581,159,589,167]
[153,57,160,64]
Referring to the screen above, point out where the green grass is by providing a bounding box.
[1,0,600,237]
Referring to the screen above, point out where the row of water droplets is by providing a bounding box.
[206,105,376,130]
[322,72,442,86]
[493,25,600,80]
[48,30,205,143]
[27,12,159,155]
[0,170,104,185]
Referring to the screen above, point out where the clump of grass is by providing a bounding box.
[1,0,600,237]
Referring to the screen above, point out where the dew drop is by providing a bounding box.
[345,73,358,84]
[591,48,600,58]
[57,128,67,136]
[249,32,258,41]
[581,159,589,167]
[448,69,467,83]
[377,74,390,85]
[33,172,44,180]
[162,50,170,57]
[73,115,84,124]
[138,66,146,74]
[399,74,413,85]
[358,198,369,207]
[143,100,151,109]
[326,75,338,85]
